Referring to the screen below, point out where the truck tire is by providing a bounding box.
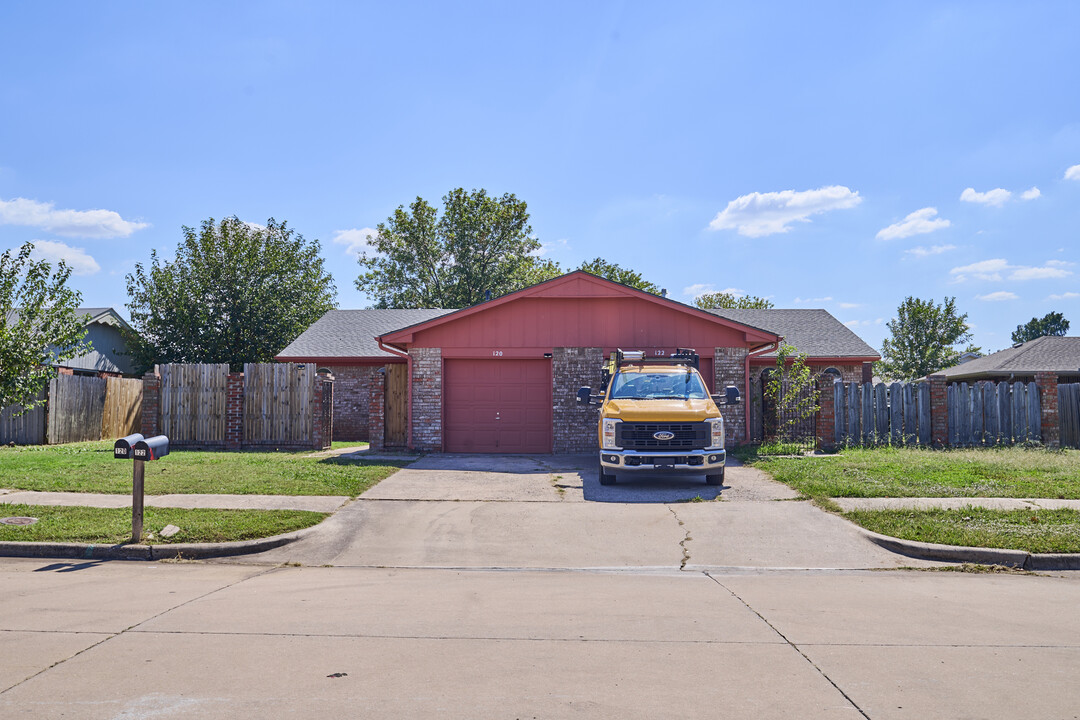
[706,467,725,486]
[599,463,616,485]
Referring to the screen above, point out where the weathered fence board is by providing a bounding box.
[1061,384,1080,449]
[102,377,142,439]
[243,363,317,445]
[160,363,228,444]
[748,377,764,442]
[0,389,47,445]
[47,374,107,444]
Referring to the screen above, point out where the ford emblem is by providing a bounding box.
[653,431,675,441]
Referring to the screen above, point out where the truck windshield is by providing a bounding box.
[609,371,709,400]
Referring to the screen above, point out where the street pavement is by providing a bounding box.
[3,454,1080,718]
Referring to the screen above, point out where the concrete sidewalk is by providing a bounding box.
[0,489,348,513]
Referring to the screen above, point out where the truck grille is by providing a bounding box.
[617,422,709,450]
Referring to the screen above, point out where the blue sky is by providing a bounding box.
[2,1,1079,353]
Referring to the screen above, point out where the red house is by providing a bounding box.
[276,271,879,452]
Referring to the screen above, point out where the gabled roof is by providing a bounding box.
[936,336,1080,380]
[378,271,781,347]
[276,309,454,361]
[706,309,880,360]
[6,307,132,332]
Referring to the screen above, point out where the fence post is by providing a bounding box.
[226,372,244,450]
[1035,372,1059,448]
[140,369,160,438]
[368,368,386,452]
[929,375,948,448]
[816,375,836,451]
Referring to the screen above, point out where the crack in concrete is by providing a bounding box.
[666,505,691,570]
[704,572,872,719]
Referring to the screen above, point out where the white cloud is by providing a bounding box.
[533,237,568,257]
[1048,291,1080,300]
[331,227,380,259]
[1021,186,1041,200]
[0,197,148,238]
[793,296,832,304]
[707,185,861,237]
[906,244,957,257]
[843,318,884,328]
[28,239,100,275]
[1065,164,1080,181]
[960,187,1012,207]
[949,258,1071,282]
[876,207,950,241]
[976,291,1018,302]
[837,302,860,309]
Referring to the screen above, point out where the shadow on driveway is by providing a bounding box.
[582,473,725,503]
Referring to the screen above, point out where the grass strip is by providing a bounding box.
[0,441,405,496]
[735,445,1080,499]
[843,507,1080,554]
[0,504,327,544]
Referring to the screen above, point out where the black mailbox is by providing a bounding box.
[114,433,145,459]
[132,435,169,461]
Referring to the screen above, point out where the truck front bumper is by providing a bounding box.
[599,449,726,475]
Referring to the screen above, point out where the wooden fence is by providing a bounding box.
[1062,383,1080,449]
[243,363,318,445]
[45,375,143,445]
[0,389,47,445]
[159,363,229,445]
[947,381,1040,446]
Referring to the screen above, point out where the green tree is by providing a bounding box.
[576,258,661,294]
[357,188,559,308]
[878,296,978,381]
[693,292,774,310]
[764,342,820,442]
[0,242,88,409]
[125,217,337,372]
[1011,311,1070,344]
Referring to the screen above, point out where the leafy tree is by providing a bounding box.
[0,242,88,409]
[878,296,978,381]
[693,292,774,310]
[576,258,661,294]
[764,342,820,442]
[1011,311,1070,344]
[125,217,337,372]
[357,188,560,308]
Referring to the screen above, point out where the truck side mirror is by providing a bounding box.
[576,387,592,404]
[725,385,741,405]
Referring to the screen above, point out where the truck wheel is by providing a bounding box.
[599,464,616,485]
[706,467,725,486]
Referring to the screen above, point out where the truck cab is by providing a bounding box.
[577,349,739,486]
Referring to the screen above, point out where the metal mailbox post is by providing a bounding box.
[113,434,169,543]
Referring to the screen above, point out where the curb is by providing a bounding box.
[0,524,320,562]
[858,528,1080,571]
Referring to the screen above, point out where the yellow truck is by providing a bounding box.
[576,349,740,486]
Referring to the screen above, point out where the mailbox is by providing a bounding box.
[113,434,145,459]
[132,435,170,461]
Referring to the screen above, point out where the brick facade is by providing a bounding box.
[368,370,386,452]
[816,373,838,450]
[1035,371,1060,448]
[323,364,382,441]
[552,347,604,453]
[225,372,243,449]
[929,375,948,447]
[410,347,442,451]
[714,347,748,445]
[140,371,160,437]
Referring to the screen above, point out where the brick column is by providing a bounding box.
[311,375,333,450]
[714,347,749,446]
[410,348,442,451]
[1035,372,1060,448]
[929,374,948,448]
[552,347,604,453]
[368,369,385,452]
[861,362,874,383]
[816,374,837,451]
[225,372,244,450]
[140,370,160,437]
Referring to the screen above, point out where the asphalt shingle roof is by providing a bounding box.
[706,308,879,359]
[276,309,454,359]
[937,336,1080,379]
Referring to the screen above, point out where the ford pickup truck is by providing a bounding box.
[577,349,739,486]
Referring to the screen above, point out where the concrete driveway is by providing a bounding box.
[245,454,930,570]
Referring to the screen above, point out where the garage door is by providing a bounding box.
[444,359,552,453]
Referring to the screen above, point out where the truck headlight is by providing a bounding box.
[602,418,620,450]
[707,417,724,449]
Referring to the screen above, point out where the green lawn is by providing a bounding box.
[845,507,1080,554]
[0,441,406,496]
[0,504,327,544]
[739,446,1080,500]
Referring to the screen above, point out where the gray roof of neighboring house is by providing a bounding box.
[706,309,880,359]
[276,309,455,359]
[936,336,1080,379]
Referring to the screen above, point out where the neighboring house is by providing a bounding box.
[57,308,139,377]
[935,336,1080,384]
[278,271,880,450]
